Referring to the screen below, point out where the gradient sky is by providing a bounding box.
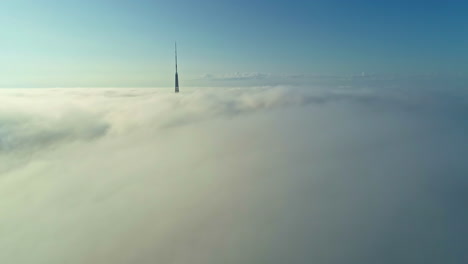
[1,0,467,87]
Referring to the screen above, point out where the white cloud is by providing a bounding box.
[0,86,467,263]
[202,72,271,81]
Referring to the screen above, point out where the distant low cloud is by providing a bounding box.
[200,72,387,82]
[197,73,468,90]
[202,72,272,81]
[0,86,467,264]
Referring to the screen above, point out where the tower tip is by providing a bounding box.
[175,42,179,93]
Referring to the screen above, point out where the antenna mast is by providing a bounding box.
[175,42,179,93]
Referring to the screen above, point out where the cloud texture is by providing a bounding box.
[0,86,467,264]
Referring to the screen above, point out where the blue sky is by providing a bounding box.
[1,0,467,87]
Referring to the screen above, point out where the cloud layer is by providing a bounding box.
[0,86,467,264]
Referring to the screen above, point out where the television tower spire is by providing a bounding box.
[175,42,179,93]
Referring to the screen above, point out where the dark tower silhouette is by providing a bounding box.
[175,42,179,93]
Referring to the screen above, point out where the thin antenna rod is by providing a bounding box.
[175,41,179,93]
[175,42,178,73]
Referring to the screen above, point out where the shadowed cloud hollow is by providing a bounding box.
[0,87,467,264]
